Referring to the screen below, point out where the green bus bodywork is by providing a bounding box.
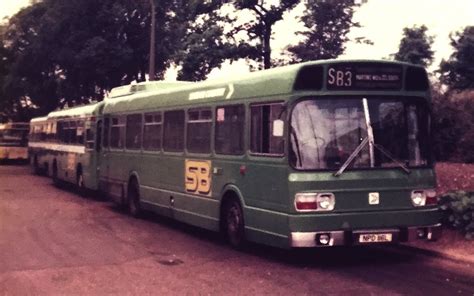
[30,60,442,249]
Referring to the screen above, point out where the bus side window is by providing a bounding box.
[143,112,162,151]
[96,120,102,152]
[62,121,70,143]
[85,122,95,149]
[77,120,85,145]
[125,114,142,150]
[163,110,185,152]
[187,108,212,154]
[250,102,285,156]
[215,105,245,155]
[110,116,125,149]
[103,117,110,149]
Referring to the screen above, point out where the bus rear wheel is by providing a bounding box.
[223,198,245,249]
[52,162,59,186]
[128,180,142,218]
[76,170,86,197]
[32,156,40,175]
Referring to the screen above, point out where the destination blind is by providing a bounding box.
[326,63,403,90]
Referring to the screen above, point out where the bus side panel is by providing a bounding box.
[155,154,184,194]
[244,206,290,249]
[151,154,221,230]
[82,151,99,191]
[106,150,128,199]
[138,153,220,230]
[169,191,220,231]
[211,158,291,242]
[139,154,170,210]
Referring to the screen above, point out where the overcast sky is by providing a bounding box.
[1,0,473,80]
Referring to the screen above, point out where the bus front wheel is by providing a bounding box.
[223,198,245,249]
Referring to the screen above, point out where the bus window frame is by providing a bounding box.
[143,111,163,153]
[125,113,143,151]
[214,104,246,156]
[102,116,110,150]
[109,115,126,150]
[249,101,286,158]
[163,109,185,153]
[186,107,212,155]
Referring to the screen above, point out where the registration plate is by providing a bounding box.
[358,233,393,243]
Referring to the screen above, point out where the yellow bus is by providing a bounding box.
[0,122,29,163]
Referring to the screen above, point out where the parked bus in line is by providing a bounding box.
[28,81,191,189]
[29,103,104,191]
[30,60,442,249]
[0,122,29,163]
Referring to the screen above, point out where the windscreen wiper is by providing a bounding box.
[373,143,411,174]
[333,138,411,176]
[334,137,369,177]
[334,98,410,177]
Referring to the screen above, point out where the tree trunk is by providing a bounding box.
[263,24,272,69]
[148,0,156,81]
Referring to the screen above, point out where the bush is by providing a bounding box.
[439,191,474,240]
[432,90,474,163]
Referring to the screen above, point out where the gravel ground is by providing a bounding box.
[1,164,474,294]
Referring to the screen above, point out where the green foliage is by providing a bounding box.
[439,26,474,91]
[439,191,474,240]
[0,0,242,119]
[432,89,474,163]
[288,0,362,62]
[393,25,434,67]
[173,1,253,81]
[231,0,299,69]
[1,0,158,115]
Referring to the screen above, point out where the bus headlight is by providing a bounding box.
[411,189,437,207]
[295,193,335,212]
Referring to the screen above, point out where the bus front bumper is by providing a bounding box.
[290,223,442,247]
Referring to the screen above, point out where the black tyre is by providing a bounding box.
[76,169,86,196]
[128,180,142,218]
[223,198,245,249]
[32,156,40,175]
[52,163,59,186]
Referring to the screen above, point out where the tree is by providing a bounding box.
[439,26,474,91]
[231,0,299,69]
[432,87,474,163]
[1,0,155,113]
[0,3,56,119]
[0,0,240,119]
[393,25,434,67]
[172,0,253,81]
[288,0,363,62]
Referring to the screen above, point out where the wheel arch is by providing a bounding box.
[52,158,58,173]
[76,163,83,177]
[127,170,141,193]
[219,184,246,232]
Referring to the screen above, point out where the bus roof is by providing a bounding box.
[103,62,303,113]
[109,81,193,99]
[103,59,423,114]
[30,117,48,123]
[47,102,102,119]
